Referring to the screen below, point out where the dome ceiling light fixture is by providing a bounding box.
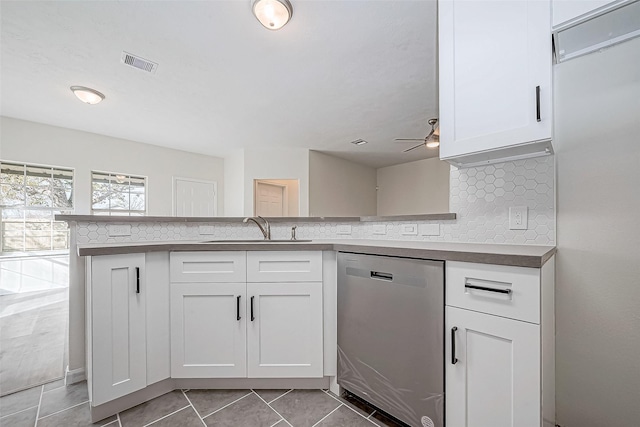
[70,86,105,105]
[252,0,293,30]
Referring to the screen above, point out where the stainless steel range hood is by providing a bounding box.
[553,0,640,62]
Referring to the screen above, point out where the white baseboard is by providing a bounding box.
[65,366,86,384]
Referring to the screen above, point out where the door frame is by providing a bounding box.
[253,180,289,217]
[172,177,218,216]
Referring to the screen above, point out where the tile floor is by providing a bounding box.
[0,380,407,427]
[0,256,69,395]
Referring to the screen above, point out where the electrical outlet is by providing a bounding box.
[199,225,215,235]
[108,224,131,237]
[420,223,440,236]
[337,224,352,235]
[509,206,528,230]
[401,224,418,235]
[372,224,386,235]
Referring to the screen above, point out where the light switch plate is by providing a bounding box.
[337,224,352,235]
[420,223,440,236]
[509,206,528,230]
[199,225,215,235]
[372,224,386,235]
[401,224,418,235]
[108,224,131,237]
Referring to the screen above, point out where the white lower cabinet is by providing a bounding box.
[169,251,324,379]
[90,254,147,406]
[170,283,246,378]
[247,282,324,378]
[446,306,540,427]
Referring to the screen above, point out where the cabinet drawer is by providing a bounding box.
[247,251,322,282]
[446,261,540,324]
[170,252,246,283]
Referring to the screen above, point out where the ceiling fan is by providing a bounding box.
[395,118,440,152]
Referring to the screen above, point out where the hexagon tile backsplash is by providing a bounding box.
[74,157,555,246]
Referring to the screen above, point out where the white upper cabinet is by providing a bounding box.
[439,0,553,167]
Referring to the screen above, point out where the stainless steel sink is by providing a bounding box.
[200,239,312,243]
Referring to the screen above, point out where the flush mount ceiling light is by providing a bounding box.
[252,0,293,30]
[70,86,105,105]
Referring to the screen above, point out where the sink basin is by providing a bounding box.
[200,239,312,243]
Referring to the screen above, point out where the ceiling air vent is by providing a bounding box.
[121,51,158,73]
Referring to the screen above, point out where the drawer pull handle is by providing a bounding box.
[451,327,458,365]
[250,296,255,321]
[465,284,512,295]
[236,295,241,321]
[371,271,393,281]
[536,85,541,122]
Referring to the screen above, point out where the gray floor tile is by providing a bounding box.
[39,381,88,418]
[36,402,116,427]
[147,406,203,427]
[270,389,341,427]
[119,390,189,427]
[0,406,37,427]
[316,405,377,427]
[0,385,41,417]
[43,379,65,392]
[203,393,279,427]
[186,389,251,418]
[253,389,290,403]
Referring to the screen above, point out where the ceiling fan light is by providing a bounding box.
[70,86,104,104]
[252,0,293,30]
[426,140,440,149]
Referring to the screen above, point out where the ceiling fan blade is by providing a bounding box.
[403,143,426,153]
[394,138,425,141]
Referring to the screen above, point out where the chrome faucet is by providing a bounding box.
[243,216,271,240]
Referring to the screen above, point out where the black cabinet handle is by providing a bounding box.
[250,296,255,321]
[536,85,541,122]
[236,295,241,321]
[464,284,512,295]
[451,327,458,365]
[135,267,140,294]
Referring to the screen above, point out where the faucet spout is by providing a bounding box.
[243,216,271,240]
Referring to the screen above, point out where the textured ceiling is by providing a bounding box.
[0,1,438,168]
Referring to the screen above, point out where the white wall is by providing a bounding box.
[555,38,640,427]
[0,116,225,215]
[309,151,377,216]
[376,157,450,216]
[243,148,309,216]
[223,149,245,216]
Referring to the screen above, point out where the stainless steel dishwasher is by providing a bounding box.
[337,252,444,427]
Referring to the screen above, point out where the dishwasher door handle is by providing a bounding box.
[371,271,393,281]
[451,327,458,364]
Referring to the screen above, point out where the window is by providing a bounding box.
[91,171,146,216]
[0,161,73,253]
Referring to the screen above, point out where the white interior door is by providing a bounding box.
[174,178,217,217]
[255,182,285,217]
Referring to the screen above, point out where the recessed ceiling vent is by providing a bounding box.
[121,51,158,73]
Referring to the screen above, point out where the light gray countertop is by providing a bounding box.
[56,213,457,223]
[77,239,556,268]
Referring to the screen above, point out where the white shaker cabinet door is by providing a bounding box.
[446,306,541,427]
[170,282,247,378]
[439,0,552,161]
[91,254,147,406]
[247,282,323,378]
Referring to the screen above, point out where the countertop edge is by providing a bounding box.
[56,213,456,223]
[77,242,556,268]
